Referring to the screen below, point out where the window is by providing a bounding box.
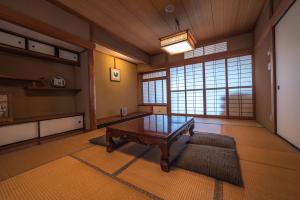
[142,71,167,104]
[184,42,227,59]
[142,71,166,79]
[170,54,254,118]
[170,63,204,115]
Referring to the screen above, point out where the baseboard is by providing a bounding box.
[275,133,300,152]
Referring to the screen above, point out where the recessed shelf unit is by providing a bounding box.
[0,29,80,66]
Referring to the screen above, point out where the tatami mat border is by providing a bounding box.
[70,155,162,200]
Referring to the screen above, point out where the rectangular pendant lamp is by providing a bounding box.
[160,30,196,55]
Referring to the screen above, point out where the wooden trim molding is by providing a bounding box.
[0,4,93,49]
[255,0,296,49]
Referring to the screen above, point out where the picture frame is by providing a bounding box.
[0,92,13,123]
[110,68,121,82]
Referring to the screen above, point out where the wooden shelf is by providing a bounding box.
[25,86,81,92]
[0,74,39,82]
[0,44,80,66]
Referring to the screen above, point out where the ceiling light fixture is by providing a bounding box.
[160,4,196,55]
[160,30,196,55]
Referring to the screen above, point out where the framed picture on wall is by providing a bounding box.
[110,68,121,82]
[0,92,13,123]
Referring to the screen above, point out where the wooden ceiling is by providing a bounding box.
[53,0,266,55]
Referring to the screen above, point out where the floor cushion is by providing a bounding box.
[176,144,243,186]
[189,132,236,149]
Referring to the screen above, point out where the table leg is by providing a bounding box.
[160,143,170,172]
[189,121,195,136]
[106,132,115,152]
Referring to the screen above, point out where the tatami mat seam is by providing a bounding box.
[213,179,223,200]
[235,143,295,153]
[112,147,153,176]
[239,158,300,172]
[70,155,163,200]
[0,144,94,182]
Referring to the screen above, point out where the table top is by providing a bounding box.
[107,115,194,138]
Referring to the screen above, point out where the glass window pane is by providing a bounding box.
[229,87,253,117]
[186,90,204,115]
[142,71,166,80]
[171,91,186,114]
[163,79,167,104]
[206,89,226,116]
[155,80,163,104]
[228,55,252,87]
[148,81,155,103]
[185,63,203,90]
[143,82,148,104]
[170,66,185,91]
[205,59,226,89]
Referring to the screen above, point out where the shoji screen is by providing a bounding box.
[170,66,186,114]
[186,63,204,115]
[170,64,204,115]
[227,55,253,117]
[275,0,300,148]
[170,55,254,118]
[205,59,226,116]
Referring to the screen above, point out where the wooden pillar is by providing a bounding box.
[88,25,97,130]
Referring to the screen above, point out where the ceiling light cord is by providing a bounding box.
[175,17,181,31]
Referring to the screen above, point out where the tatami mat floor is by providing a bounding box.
[0,118,299,200]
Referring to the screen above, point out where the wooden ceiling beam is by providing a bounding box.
[255,0,296,49]
[0,4,94,49]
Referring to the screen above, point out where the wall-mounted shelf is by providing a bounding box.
[0,74,81,94]
[0,44,79,66]
[0,74,39,82]
[25,86,81,93]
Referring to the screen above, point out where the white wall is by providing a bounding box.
[275,0,300,148]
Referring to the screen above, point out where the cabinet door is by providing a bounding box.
[153,106,167,114]
[0,122,38,146]
[59,49,78,62]
[28,40,55,56]
[40,115,83,137]
[0,31,25,49]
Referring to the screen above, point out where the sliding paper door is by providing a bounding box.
[275,0,300,148]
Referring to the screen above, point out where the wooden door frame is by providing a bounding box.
[269,0,296,134]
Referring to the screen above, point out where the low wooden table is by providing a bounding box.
[106,115,194,172]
